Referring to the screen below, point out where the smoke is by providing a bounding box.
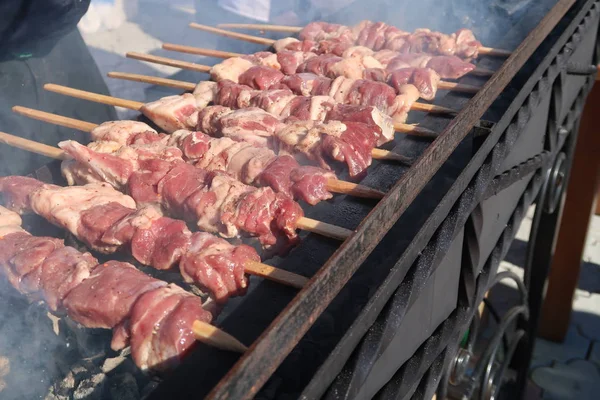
[0,1,560,398]
[189,0,554,56]
[0,279,69,399]
[318,0,550,47]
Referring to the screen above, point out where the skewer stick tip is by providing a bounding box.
[297,217,353,240]
[394,124,438,139]
[371,149,413,164]
[192,321,248,353]
[244,261,308,289]
[479,47,512,57]
[326,179,385,200]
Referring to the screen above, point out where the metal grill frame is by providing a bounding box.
[133,1,599,399]
[298,2,600,399]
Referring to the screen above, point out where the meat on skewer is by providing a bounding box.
[178,27,477,82]
[237,66,432,115]
[47,140,308,248]
[64,120,340,205]
[144,79,398,134]
[8,104,387,203]
[213,20,488,61]
[0,204,216,372]
[206,49,469,98]
[276,22,482,61]
[193,103,388,178]
[39,86,411,178]
[125,93,391,178]
[0,176,264,302]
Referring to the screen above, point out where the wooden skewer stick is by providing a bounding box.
[186,25,502,74]
[12,105,358,241]
[14,104,384,204]
[162,43,242,59]
[469,67,495,77]
[218,23,303,32]
[0,129,314,286]
[12,106,101,134]
[214,23,512,57]
[127,52,211,73]
[44,84,145,110]
[11,106,355,240]
[478,46,512,57]
[296,217,353,240]
[192,321,248,353]
[2,121,352,249]
[189,23,275,45]
[437,81,480,94]
[0,129,310,288]
[0,130,68,160]
[110,69,456,116]
[108,72,196,91]
[244,261,309,288]
[43,83,412,161]
[110,67,438,138]
[394,124,437,138]
[153,46,470,108]
[160,43,485,92]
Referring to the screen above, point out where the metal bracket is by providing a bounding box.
[566,62,599,75]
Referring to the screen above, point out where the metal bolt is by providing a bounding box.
[482,362,500,400]
[449,348,472,385]
[544,152,567,213]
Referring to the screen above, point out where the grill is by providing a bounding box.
[1,0,599,399]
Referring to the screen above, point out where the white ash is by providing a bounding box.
[73,373,106,400]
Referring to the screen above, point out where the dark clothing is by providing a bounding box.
[0,0,90,60]
[0,4,118,176]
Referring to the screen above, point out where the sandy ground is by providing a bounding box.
[78,2,600,398]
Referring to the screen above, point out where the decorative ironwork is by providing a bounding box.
[314,3,600,398]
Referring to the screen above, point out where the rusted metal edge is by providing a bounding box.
[206,2,578,398]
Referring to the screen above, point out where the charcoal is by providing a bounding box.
[45,386,69,400]
[109,373,140,400]
[47,369,75,399]
[73,372,106,400]
[72,359,100,379]
[140,380,160,400]
[64,318,112,359]
[102,354,129,374]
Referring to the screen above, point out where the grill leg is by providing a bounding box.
[515,116,582,399]
[538,83,600,342]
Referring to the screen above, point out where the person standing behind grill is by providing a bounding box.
[0,0,117,176]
